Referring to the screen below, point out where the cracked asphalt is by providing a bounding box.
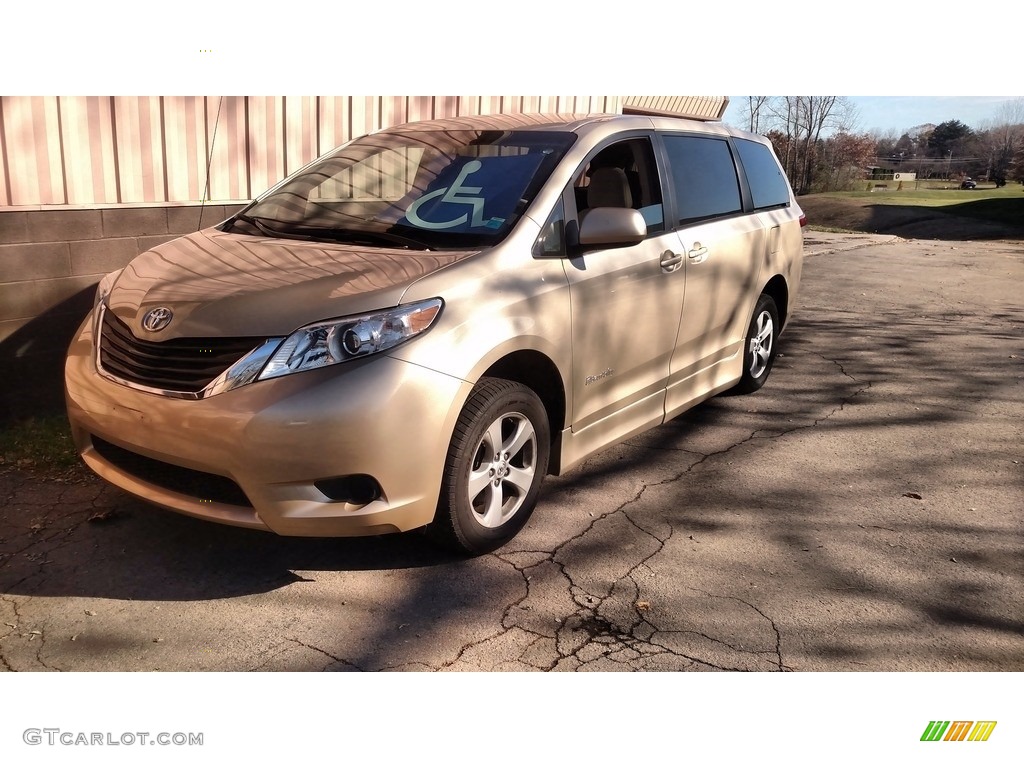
[1,232,1022,672]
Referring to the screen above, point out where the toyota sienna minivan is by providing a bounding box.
[65,112,805,554]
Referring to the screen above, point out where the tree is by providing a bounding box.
[792,97,857,193]
[737,96,858,192]
[926,120,974,158]
[1012,143,1024,183]
[979,98,1024,182]
[817,131,877,191]
[871,128,901,158]
[753,96,857,193]
[764,128,793,179]
[742,96,773,133]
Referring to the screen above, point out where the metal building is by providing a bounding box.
[0,95,727,348]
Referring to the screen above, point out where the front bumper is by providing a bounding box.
[65,317,472,536]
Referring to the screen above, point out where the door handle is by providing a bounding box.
[687,242,709,263]
[660,250,683,271]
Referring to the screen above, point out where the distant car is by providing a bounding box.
[960,179,977,190]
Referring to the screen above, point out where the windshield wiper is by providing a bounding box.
[229,213,314,241]
[291,227,433,251]
[229,216,434,250]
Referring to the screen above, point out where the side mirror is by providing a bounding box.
[578,207,647,248]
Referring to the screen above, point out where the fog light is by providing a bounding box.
[314,475,381,505]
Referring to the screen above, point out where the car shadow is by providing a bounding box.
[1,375,744,604]
[0,484,474,602]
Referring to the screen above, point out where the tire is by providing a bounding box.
[730,294,780,395]
[429,377,550,555]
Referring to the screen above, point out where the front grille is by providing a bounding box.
[91,435,254,508]
[99,308,262,393]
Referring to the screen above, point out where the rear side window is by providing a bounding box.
[735,138,790,209]
[662,135,741,225]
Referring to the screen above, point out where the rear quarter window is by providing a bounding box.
[735,138,791,209]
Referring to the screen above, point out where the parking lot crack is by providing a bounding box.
[741,599,790,671]
[816,352,863,385]
[34,626,64,672]
[549,482,655,563]
[725,359,873,451]
[546,523,752,671]
[438,626,531,670]
[645,627,781,671]
[0,595,17,671]
[285,638,366,672]
[527,474,759,670]
[677,590,791,672]
[564,611,741,670]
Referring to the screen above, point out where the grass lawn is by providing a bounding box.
[0,414,82,476]
[812,185,1024,228]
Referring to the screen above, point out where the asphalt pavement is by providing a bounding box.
[1,231,1021,672]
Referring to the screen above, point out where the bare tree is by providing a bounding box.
[757,96,856,193]
[995,97,1024,126]
[985,98,1024,182]
[871,128,902,158]
[743,96,773,133]
[775,96,801,185]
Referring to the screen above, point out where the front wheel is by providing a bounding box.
[429,377,550,555]
[731,294,780,394]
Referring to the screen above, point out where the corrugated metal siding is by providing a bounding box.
[2,96,66,207]
[163,97,207,204]
[622,96,727,120]
[60,96,119,205]
[0,95,721,209]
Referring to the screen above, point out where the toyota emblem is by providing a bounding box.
[141,307,174,332]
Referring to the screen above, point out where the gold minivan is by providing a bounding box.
[65,113,805,554]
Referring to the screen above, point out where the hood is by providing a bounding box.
[107,229,478,340]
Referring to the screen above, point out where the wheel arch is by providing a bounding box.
[481,350,567,474]
[760,274,790,331]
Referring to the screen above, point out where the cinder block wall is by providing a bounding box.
[0,204,243,422]
[0,204,244,343]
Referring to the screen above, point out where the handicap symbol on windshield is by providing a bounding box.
[405,160,489,230]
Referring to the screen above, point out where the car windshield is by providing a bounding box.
[227,128,576,250]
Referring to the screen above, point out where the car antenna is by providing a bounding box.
[199,96,224,230]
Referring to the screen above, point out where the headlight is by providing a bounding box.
[257,298,443,381]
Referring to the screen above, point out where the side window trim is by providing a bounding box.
[531,187,575,259]
[729,137,755,212]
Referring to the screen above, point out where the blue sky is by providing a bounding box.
[722,96,1022,135]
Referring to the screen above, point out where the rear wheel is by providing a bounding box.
[731,294,779,394]
[429,377,550,555]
